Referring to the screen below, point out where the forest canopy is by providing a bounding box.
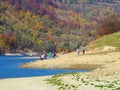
[0,0,120,54]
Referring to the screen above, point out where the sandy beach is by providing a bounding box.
[21,51,120,70]
[0,76,58,90]
[0,51,120,90]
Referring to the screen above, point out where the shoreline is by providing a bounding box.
[21,63,103,71]
[0,51,120,90]
[20,51,113,70]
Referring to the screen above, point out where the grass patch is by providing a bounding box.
[45,74,77,90]
[116,87,120,90]
[45,73,120,90]
[87,32,120,51]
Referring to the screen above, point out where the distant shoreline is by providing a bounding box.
[3,52,38,57]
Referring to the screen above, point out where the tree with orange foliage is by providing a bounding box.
[0,33,17,54]
[96,14,120,38]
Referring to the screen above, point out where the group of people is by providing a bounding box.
[39,51,56,60]
[76,46,86,55]
[39,46,85,60]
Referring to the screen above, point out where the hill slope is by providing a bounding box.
[1,1,91,53]
[87,32,120,52]
[1,0,120,54]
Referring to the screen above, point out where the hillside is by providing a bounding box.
[4,0,120,30]
[1,0,120,54]
[87,32,120,52]
[6,0,120,25]
[1,1,89,54]
[0,0,98,54]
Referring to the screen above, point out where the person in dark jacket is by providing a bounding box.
[82,46,86,54]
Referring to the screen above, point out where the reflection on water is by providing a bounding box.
[0,56,88,78]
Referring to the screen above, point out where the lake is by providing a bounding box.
[0,56,88,78]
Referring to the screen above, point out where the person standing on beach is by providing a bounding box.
[44,53,47,59]
[40,53,44,60]
[41,53,44,60]
[82,46,86,54]
[48,51,53,58]
[53,51,56,58]
[76,48,80,55]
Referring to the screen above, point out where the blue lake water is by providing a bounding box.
[0,56,88,78]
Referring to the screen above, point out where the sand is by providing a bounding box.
[21,51,120,70]
[0,76,57,90]
[0,51,120,90]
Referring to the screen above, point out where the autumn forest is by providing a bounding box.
[0,0,120,54]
